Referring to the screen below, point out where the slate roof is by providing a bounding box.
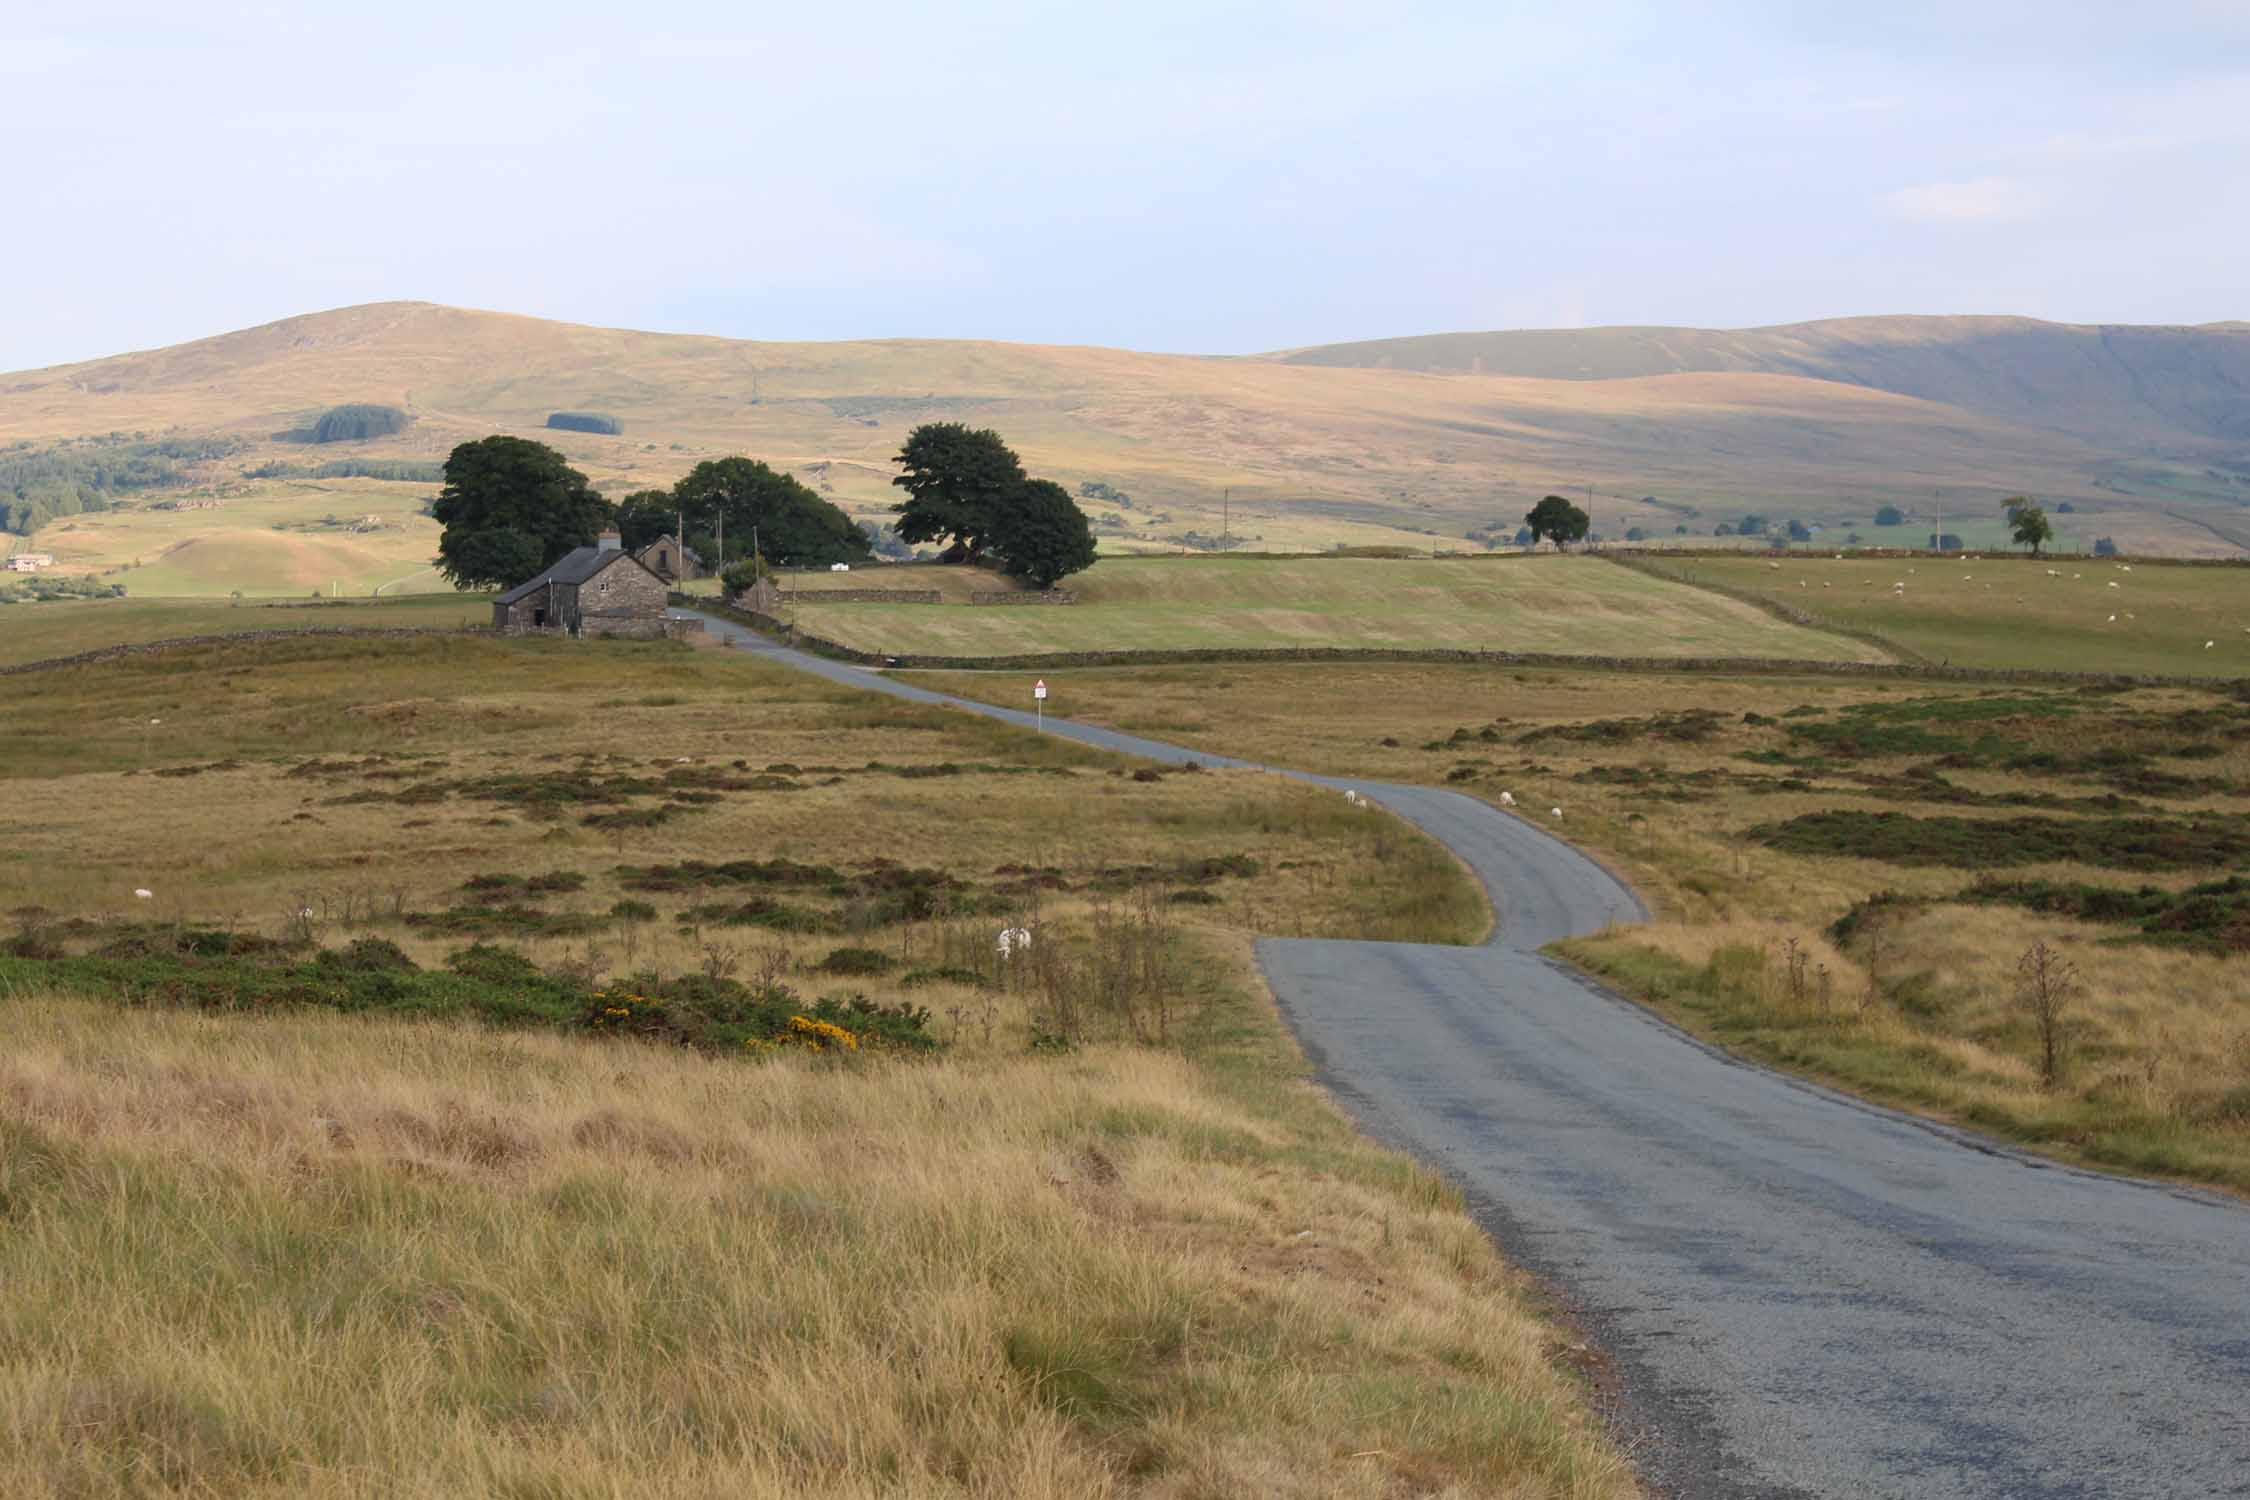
[494,546,631,605]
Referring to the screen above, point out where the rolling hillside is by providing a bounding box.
[4,303,2249,596]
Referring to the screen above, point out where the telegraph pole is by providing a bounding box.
[1223,488,1230,547]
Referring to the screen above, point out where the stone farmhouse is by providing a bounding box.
[6,553,55,572]
[492,532,669,638]
[633,535,704,583]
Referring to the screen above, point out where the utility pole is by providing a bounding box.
[1222,488,1230,547]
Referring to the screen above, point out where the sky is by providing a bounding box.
[5,0,2247,370]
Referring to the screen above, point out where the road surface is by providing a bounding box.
[683,609,2250,1499]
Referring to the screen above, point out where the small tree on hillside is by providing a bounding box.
[1874,505,1905,527]
[891,424,1026,561]
[989,479,1098,588]
[432,436,612,589]
[2004,496,2053,556]
[1523,495,1590,551]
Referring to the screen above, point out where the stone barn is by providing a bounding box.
[633,536,704,583]
[492,532,669,638]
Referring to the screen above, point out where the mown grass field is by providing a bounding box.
[1636,553,2250,678]
[29,478,451,597]
[911,660,2250,1193]
[0,631,1644,1497]
[0,594,485,667]
[783,554,1892,660]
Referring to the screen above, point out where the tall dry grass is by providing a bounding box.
[0,978,1635,1499]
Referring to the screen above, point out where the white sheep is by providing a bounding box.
[1550,806,1564,820]
[2107,581,2120,589]
[2108,614,2117,623]
[133,888,153,900]
[997,927,1033,960]
[1499,791,1516,807]
[2207,640,2217,650]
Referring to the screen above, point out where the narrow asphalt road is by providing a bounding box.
[684,610,2250,1499]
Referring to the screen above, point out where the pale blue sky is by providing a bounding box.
[6,1,2246,370]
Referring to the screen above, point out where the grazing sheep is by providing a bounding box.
[133,888,153,900]
[997,927,1033,960]
[2207,641,2217,650]
[1550,806,1564,820]
[2107,581,2120,589]
[2108,614,2117,623]
[1499,791,1516,807]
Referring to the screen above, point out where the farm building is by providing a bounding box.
[492,532,669,638]
[6,554,54,572]
[633,536,704,582]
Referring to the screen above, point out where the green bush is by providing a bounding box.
[817,946,896,976]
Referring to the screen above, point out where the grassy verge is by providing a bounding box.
[908,660,2250,1194]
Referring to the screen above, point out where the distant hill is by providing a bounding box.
[4,303,2249,583]
[1272,316,2250,459]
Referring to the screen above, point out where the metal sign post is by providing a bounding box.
[1034,678,1047,732]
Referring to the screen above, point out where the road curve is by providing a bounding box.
[683,610,2250,1499]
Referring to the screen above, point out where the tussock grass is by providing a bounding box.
[0,961,1633,1497]
[911,661,2250,1192]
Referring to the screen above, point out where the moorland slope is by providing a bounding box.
[8,303,2249,573]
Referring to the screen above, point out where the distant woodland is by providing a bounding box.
[0,435,246,535]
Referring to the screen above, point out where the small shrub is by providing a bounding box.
[315,937,418,973]
[816,946,895,976]
[445,943,542,984]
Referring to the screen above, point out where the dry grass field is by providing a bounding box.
[778,555,1892,661]
[28,477,451,597]
[0,630,1648,1496]
[911,661,2250,1192]
[9,301,2243,567]
[1631,553,2250,678]
[0,595,486,667]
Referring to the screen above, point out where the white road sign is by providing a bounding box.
[1033,680,1048,700]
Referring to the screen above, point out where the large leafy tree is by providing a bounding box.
[1523,495,1591,551]
[2003,496,2053,556]
[674,457,872,568]
[989,479,1098,588]
[432,436,613,589]
[614,490,679,551]
[890,424,1025,561]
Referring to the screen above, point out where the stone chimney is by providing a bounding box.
[597,530,622,551]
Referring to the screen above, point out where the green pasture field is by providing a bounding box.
[0,594,485,667]
[781,554,1892,661]
[1640,553,2250,677]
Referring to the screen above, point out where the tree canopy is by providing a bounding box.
[890,424,1025,561]
[614,490,680,552]
[311,404,411,443]
[1874,505,1905,526]
[990,479,1098,588]
[432,436,613,589]
[675,458,872,569]
[1523,495,1591,550]
[2004,496,2053,556]
[546,411,623,435]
